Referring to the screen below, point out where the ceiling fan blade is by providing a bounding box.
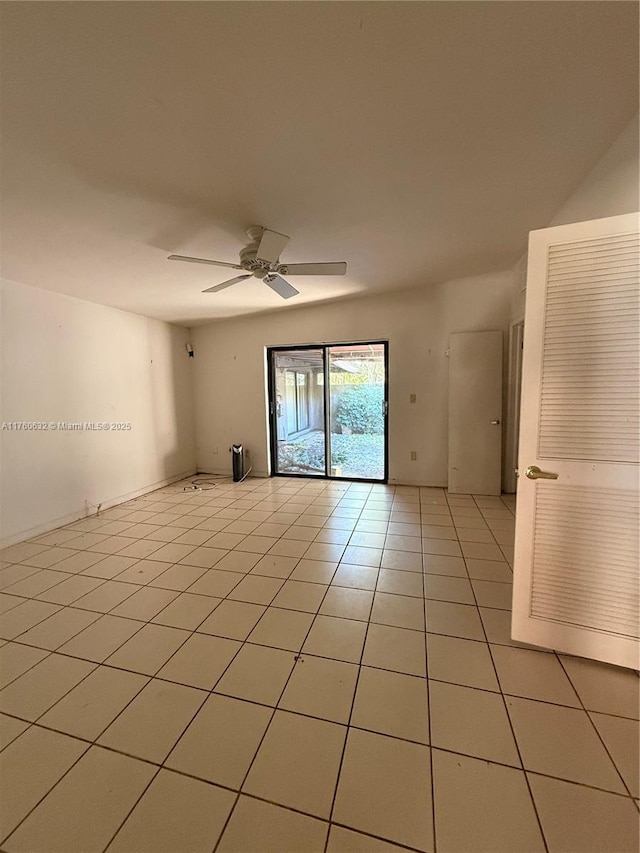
[168,254,243,270]
[264,274,299,299]
[256,229,289,264]
[280,262,347,276]
[202,274,251,293]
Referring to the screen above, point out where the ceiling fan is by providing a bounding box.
[168,225,347,299]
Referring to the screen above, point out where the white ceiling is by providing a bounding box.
[1,2,637,326]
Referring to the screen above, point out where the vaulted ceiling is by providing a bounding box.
[1,2,637,324]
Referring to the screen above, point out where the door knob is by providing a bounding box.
[490,420,500,425]
[525,465,558,480]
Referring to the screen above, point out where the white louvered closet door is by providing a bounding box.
[512,212,640,670]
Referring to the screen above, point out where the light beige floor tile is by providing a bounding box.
[0,565,40,591]
[387,522,421,537]
[0,593,27,614]
[0,726,88,842]
[423,574,474,605]
[185,567,243,597]
[302,615,367,664]
[272,579,328,612]
[0,643,49,689]
[491,645,581,706]
[279,655,358,723]
[202,532,247,550]
[0,653,95,720]
[4,569,71,598]
[381,549,423,572]
[283,525,319,541]
[178,545,229,569]
[151,592,222,631]
[319,586,373,621]
[98,678,206,762]
[362,623,426,676]
[20,547,79,569]
[268,538,311,557]
[590,712,639,798]
[64,532,110,551]
[471,579,513,610]
[430,680,519,764]
[303,542,347,563]
[351,666,429,743]
[166,693,272,788]
[114,539,164,560]
[371,591,425,630]
[422,553,467,577]
[427,634,499,691]
[248,607,314,652]
[146,542,198,563]
[35,575,104,605]
[40,665,148,739]
[73,580,140,613]
[376,568,423,597]
[106,623,189,675]
[81,554,139,579]
[465,557,513,582]
[112,558,169,584]
[529,773,639,853]
[506,696,626,792]
[198,599,264,640]
[0,543,48,564]
[422,538,462,557]
[0,713,29,750]
[342,545,383,567]
[0,599,61,640]
[425,599,484,641]
[327,826,408,852]
[354,520,388,536]
[348,531,386,549]
[250,554,299,579]
[290,558,337,584]
[88,535,147,555]
[433,749,544,853]
[244,710,346,818]
[110,586,179,621]
[58,614,144,662]
[3,745,155,853]
[333,727,432,851]
[384,535,422,553]
[227,574,284,605]
[215,643,295,705]
[559,655,640,719]
[149,562,209,591]
[217,795,328,853]
[236,534,279,553]
[332,565,378,591]
[15,607,100,651]
[157,633,240,689]
[108,769,234,853]
[208,549,261,573]
[461,541,505,561]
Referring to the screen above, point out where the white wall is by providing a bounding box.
[0,279,196,545]
[512,114,639,320]
[191,272,513,487]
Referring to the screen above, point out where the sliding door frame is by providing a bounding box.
[267,341,389,483]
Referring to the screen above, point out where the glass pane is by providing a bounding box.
[328,344,386,480]
[273,349,325,476]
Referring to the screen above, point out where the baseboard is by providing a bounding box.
[0,469,198,549]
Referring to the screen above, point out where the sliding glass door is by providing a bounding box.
[268,342,388,481]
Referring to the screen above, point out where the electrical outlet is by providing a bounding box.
[409,393,416,404]
[410,451,417,461]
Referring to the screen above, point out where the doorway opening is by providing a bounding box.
[267,342,388,481]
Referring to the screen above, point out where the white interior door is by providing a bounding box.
[448,331,503,495]
[512,212,640,670]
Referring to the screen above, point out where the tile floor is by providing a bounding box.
[0,476,638,853]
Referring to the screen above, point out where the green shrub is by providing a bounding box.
[334,385,384,434]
